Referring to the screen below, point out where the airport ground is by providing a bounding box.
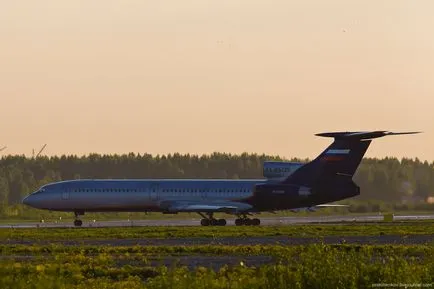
[2,211,434,227]
[1,219,433,288]
[1,214,433,289]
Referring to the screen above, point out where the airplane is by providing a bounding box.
[22,131,419,227]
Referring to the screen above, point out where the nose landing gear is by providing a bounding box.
[73,219,83,227]
[73,211,84,227]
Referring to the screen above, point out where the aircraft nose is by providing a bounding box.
[22,194,38,208]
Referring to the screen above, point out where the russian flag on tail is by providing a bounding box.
[321,149,350,161]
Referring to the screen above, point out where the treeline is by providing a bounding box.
[0,153,433,217]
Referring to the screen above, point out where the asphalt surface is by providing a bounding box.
[2,234,433,246]
[2,214,434,228]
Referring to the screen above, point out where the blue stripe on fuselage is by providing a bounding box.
[42,179,266,191]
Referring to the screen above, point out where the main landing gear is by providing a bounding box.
[197,213,261,226]
[74,211,84,227]
[198,213,227,226]
[235,215,260,226]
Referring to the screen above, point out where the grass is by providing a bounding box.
[1,244,432,289]
[1,243,433,256]
[1,222,433,241]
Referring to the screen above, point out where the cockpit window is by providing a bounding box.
[33,188,45,194]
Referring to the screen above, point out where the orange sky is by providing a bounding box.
[0,1,432,160]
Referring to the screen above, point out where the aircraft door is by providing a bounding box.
[149,183,159,201]
[61,191,69,200]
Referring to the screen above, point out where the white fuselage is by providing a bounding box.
[23,179,264,212]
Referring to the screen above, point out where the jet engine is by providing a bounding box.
[263,161,304,180]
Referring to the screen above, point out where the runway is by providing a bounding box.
[1,214,433,247]
[1,214,433,228]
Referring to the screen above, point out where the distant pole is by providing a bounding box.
[36,144,47,158]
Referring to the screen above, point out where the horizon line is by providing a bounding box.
[0,152,431,163]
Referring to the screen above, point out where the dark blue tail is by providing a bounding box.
[282,131,420,187]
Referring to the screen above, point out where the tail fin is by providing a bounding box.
[282,131,420,186]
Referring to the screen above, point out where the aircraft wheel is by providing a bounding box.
[252,218,261,226]
[244,219,253,226]
[74,220,82,227]
[217,219,226,226]
[200,219,210,226]
[210,219,219,226]
[235,218,243,226]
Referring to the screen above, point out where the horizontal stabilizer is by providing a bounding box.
[315,131,421,140]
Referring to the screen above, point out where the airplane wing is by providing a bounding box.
[290,204,348,212]
[160,200,252,213]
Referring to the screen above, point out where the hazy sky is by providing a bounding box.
[0,1,433,160]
